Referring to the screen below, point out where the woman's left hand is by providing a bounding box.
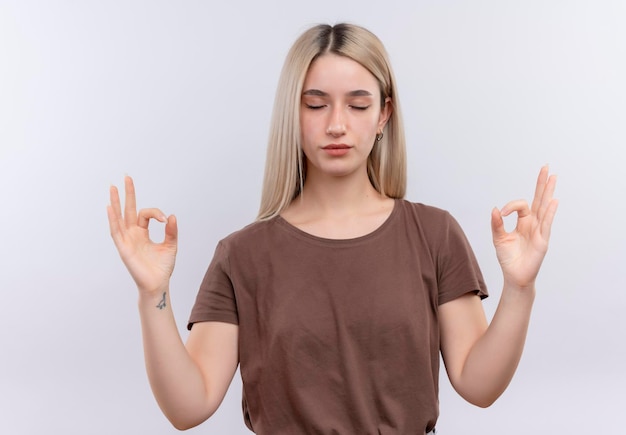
[491,166,559,290]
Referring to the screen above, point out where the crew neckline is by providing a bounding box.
[274,199,400,245]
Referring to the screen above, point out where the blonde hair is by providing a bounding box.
[257,23,407,220]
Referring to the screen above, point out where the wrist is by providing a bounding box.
[501,280,536,305]
[138,286,170,310]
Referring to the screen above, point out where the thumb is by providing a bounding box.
[164,215,178,246]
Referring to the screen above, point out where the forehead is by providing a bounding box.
[303,54,379,93]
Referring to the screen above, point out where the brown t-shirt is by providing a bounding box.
[188,199,488,434]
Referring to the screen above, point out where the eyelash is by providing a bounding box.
[304,104,370,111]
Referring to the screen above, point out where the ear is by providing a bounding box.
[378,97,393,131]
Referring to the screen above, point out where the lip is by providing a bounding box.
[321,143,351,157]
[322,143,351,150]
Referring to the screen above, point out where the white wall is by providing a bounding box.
[1,0,624,433]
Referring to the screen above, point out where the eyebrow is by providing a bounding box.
[302,89,373,97]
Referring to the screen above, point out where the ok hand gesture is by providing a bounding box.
[490,166,559,290]
[107,177,178,295]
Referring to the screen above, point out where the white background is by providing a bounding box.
[1,0,625,433]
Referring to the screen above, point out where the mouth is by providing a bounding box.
[322,144,351,150]
[321,144,351,156]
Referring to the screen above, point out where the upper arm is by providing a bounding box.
[439,293,488,389]
[185,321,239,417]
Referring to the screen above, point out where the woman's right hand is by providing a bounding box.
[107,176,178,295]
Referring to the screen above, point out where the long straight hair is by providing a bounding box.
[257,23,407,220]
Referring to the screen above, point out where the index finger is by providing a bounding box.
[124,175,138,226]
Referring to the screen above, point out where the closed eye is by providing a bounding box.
[305,104,326,109]
[350,105,370,111]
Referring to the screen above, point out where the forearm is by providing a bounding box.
[458,283,535,407]
[138,288,211,429]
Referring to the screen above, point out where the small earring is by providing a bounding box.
[376,132,384,142]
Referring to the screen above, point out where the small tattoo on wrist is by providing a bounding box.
[156,292,167,310]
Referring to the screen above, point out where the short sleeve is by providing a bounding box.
[187,241,239,330]
[436,212,488,305]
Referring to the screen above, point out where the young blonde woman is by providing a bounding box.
[107,23,558,435]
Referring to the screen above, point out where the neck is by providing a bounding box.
[280,167,395,239]
[296,168,384,217]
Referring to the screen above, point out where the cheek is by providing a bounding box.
[299,114,319,143]
[299,111,308,130]
[299,124,313,146]
[356,115,381,136]
[300,121,311,140]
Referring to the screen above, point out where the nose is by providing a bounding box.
[326,106,346,136]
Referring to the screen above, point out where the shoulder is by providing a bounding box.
[395,199,469,246]
[217,218,282,254]
[396,199,455,228]
[397,199,448,216]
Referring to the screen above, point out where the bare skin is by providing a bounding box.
[107,178,238,430]
[281,54,394,239]
[107,53,558,428]
[439,166,558,406]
